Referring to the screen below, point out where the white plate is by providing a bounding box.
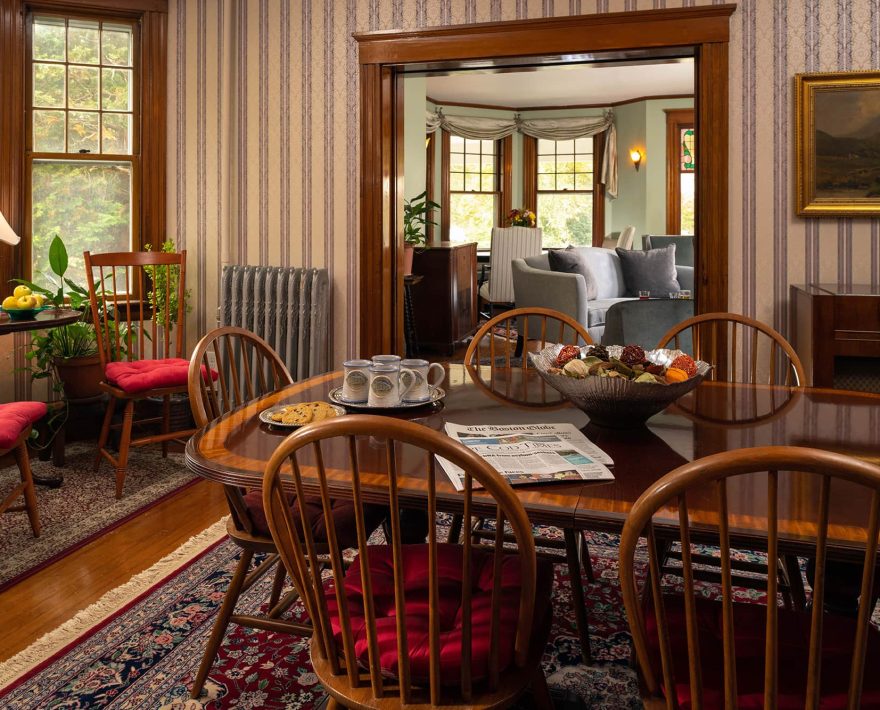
[259,403,347,428]
[328,386,445,411]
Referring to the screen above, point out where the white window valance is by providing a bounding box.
[426,108,618,197]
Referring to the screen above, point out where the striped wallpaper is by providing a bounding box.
[164,0,880,373]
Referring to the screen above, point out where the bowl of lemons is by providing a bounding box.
[1,286,49,321]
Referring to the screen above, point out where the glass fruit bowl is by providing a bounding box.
[528,344,711,428]
[1,305,50,322]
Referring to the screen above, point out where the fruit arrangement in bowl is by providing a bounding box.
[1,286,49,321]
[529,343,711,428]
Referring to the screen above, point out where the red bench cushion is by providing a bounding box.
[323,544,553,685]
[645,593,880,709]
[105,358,215,394]
[0,401,47,450]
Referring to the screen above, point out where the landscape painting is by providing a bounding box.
[796,72,880,216]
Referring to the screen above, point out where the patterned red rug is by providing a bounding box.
[0,525,647,709]
[2,519,872,709]
[0,444,199,592]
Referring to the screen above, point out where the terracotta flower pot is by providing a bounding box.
[53,354,104,402]
[403,244,415,275]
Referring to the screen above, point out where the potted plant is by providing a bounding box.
[14,235,106,402]
[143,240,194,431]
[403,190,440,276]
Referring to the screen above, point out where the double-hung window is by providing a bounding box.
[27,13,138,284]
[536,138,595,248]
[445,135,500,249]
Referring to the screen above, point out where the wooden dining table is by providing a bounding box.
[185,364,880,564]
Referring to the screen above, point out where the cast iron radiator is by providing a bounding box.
[218,265,330,380]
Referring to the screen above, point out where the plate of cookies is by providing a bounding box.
[259,401,347,428]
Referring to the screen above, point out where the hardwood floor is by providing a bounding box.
[0,478,228,664]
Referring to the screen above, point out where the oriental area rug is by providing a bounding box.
[2,518,877,709]
[0,443,199,592]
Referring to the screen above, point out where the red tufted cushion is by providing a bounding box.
[0,401,47,450]
[645,593,880,709]
[323,544,553,685]
[104,358,216,394]
[243,491,387,549]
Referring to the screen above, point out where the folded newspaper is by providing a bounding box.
[438,422,614,491]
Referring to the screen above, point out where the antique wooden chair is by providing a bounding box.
[462,306,597,662]
[620,446,880,709]
[84,250,198,498]
[0,402,47,537]
[262,415,554,708]
[657,312,808,608]
[187,326,305,698]
[187,326,386,699]
[656,311,805,387]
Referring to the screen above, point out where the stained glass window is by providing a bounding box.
[680,128,695,173]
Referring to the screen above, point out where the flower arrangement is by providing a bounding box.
[507,208,536,228]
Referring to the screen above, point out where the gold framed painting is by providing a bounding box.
[796,71,880,216]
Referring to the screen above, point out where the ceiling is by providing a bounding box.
[425,59,694,108]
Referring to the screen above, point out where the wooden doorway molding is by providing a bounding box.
[354,4,736,357]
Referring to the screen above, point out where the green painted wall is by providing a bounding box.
[403,76,427,206]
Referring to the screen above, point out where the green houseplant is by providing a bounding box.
[403,190,440,275]
[14,235,105,401]
[144,240,192,325]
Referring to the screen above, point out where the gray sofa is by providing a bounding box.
[511,246,694,343]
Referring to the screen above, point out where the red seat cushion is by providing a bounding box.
[645,593,880,709]
[104,358,216,394]
[243,491,387,550]
[323,544,554,685]
[0,401,47,450]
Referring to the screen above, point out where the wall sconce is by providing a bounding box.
[629,149,643,172]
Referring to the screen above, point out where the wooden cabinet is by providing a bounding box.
[411,242,478,355]
[791,283,880,391]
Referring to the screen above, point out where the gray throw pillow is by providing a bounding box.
[616,244,680,297]
[547,246,598,300]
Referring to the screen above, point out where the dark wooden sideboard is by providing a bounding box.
[411,242,478,355]
[791,283,880,391]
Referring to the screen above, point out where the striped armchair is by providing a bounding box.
[478,227,543,311]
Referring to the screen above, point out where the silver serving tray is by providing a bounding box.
[328,385,445,411]
[259,403,347,428]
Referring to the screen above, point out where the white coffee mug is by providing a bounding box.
[399,359,445,402]
[371,354,401,370]
[342,359,371,402]
[368,364,408,407]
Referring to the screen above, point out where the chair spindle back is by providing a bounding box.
[656,312,805,387]
[619,446,880,710]
[188,326,293,428]
[84,250,188,369]
[464,307,594,407]
[262,415,539,705]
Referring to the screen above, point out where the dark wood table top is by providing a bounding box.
[185,365,880,560]
[0,308,82,335]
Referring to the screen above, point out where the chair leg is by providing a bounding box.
[564,527,591,664]
[529,666,554,710]
[191,548,255,699]
[578,532,595,583]
[268,557,286,610]
[95,395,117,472]
[446,513,463,544]
[783,554,807,611]
[14,441,40,538]
[161,394,170,457]
[115,400,135,499]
